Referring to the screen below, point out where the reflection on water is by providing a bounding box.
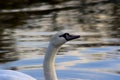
[0,0,120,80]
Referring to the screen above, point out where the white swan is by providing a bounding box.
[0,32,80,80]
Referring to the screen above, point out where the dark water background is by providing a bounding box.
[0,0,120,80]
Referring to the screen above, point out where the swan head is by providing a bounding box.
[50,32,80,47]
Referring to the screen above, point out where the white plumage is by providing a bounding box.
[0,70,36,80]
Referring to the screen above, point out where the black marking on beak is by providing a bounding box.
[59,33,80,41]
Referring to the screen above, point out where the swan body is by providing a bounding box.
[0,32,80,80]
[0,70,36,80]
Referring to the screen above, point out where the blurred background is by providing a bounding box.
[0,0,120,80]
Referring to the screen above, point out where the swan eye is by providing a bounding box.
[59,33,69,38]
[59,33,71,41]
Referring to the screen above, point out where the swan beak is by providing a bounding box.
[67,34,80,41]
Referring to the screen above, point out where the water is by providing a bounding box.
[0,0,120,80]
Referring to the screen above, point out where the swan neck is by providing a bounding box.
[44,43,60,80]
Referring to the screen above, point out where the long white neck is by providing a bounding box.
[44,43,61,80]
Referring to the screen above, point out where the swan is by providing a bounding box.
[0,32,80,80]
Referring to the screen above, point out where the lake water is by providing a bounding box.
[0,1,120,80]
